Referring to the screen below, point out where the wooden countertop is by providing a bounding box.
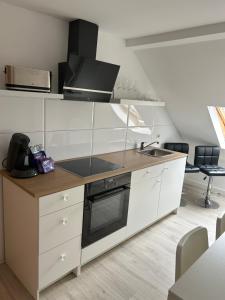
[0,149,186,198]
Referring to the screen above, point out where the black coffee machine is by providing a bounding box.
[5,133,38,178]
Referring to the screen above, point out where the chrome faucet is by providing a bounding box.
[140,141,159,151]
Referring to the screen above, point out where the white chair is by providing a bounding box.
[216,212,225,239]
[175,226,209,281]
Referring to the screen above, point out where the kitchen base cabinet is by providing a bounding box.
[3,177,84,300]
[127,174,161,237]
[39,236,81,290]
[127,157,186,237]
[1,152,186,298]
[157,157,186,219]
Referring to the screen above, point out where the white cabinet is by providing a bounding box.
[39,185,84,216]
[39,236,81,290]
[131,164,164,185]
[127,158,186,237]
[127,175,161,237]
[3,179,84,300]
[157,157,186,219]
[39,203,83,254]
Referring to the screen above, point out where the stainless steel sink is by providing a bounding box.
[140,148,172,157]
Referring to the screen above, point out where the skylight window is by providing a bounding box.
[216,107,225,136]
[208,106,225,149]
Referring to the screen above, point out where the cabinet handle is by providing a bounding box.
[145,170,151,175]
[156,179,161,183]
[62,194,69,202]
[61,218,68,225]
[59,254,66,262]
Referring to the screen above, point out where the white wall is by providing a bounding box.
[0,1,68,92]
[135,38,225,191]
[0,1,157,99]
[97,31,157,100]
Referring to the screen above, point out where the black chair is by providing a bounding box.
[164,143,199,173]
[194,146,225,208]
[164,143,200,206]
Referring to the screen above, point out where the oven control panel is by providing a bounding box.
[85,172,131,197]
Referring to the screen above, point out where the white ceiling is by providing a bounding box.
[3,0,225,38]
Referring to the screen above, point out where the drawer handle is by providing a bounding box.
[156,179,161,183]
[145,171,151,175]
[59,254,66,262]
[61,218,68,225]
[62,194,69,202]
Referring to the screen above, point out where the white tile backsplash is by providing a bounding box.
[94,103,128,129]
[126,127,153,150]
[128,105,154,127]
[27,132,45,146]
[151,125,181,147]
[0,97,44,133]
[0,96,181,162]
[45,100,94,131]
[152,106,173,126]
[45,130,92,161]
[92,128,127,155]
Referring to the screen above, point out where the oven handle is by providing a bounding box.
[88,185,130,204]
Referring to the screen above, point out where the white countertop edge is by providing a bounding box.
[0,89,64,99]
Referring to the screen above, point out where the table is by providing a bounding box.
[168,232,225,300]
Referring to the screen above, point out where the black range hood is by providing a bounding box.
[58,19,120,102]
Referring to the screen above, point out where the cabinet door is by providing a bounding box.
[127,174,161,237]
[158,158,186,219]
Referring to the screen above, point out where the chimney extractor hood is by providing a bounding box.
[67,19,98,60]
[58,19,120,102]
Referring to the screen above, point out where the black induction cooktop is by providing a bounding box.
[56,157,123,177]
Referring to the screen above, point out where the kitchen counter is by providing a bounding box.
[0,149,186,198]
[2,148,187,299]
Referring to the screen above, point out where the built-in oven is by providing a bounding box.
[82,172,131,248]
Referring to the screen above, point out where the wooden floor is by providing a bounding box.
[1,183,225,300]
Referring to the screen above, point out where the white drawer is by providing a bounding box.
[131,164,164,185]
[39,203,83,254]
[39,185,84,216]
[39,236,81,290]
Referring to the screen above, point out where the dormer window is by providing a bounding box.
[208,106,225,149]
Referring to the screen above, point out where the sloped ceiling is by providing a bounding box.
[135,39,225,144]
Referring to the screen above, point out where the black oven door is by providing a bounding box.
[82,186,130,248]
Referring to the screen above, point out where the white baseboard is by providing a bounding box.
[184,178,225,196]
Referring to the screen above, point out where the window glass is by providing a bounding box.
[208,106,225,149]
[216,107,225,138]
